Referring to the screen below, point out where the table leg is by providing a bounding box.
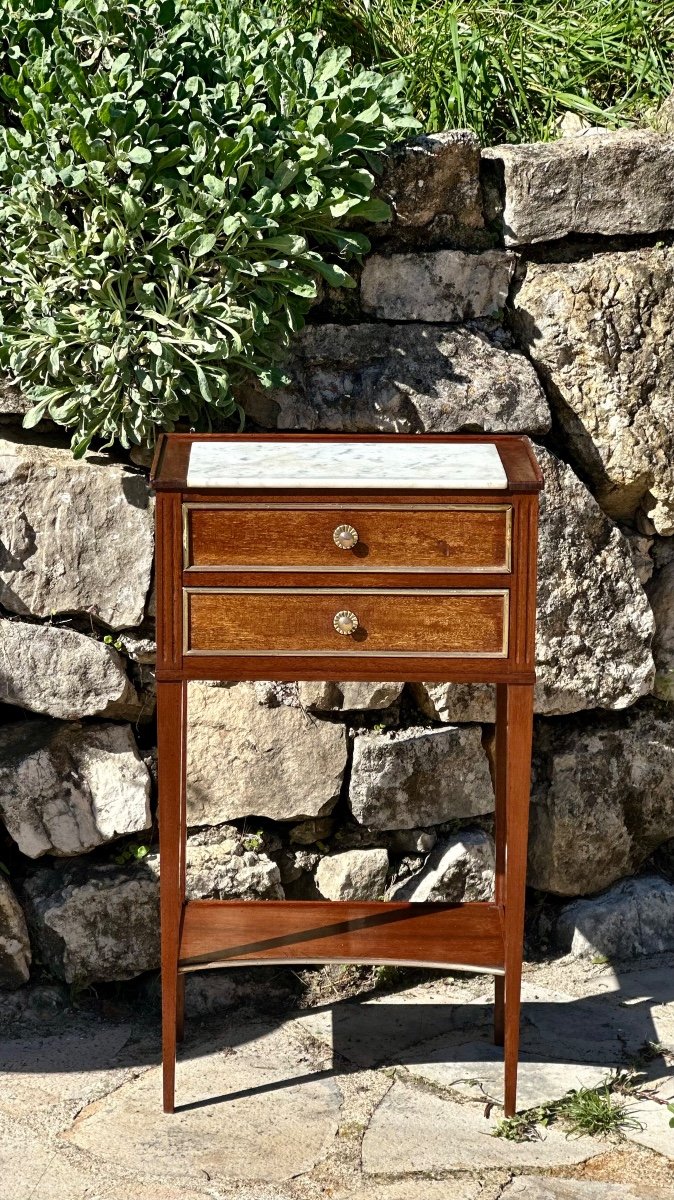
[157,679,186,1114]
[496,682,534,1117]
[493,976,505,1047]
[176,976,185,1045]
[493,682,507,1048]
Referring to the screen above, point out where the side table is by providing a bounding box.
[150,433,542,1116]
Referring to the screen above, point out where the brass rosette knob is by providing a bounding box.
[333,610,359,636]
[333,523,359,550]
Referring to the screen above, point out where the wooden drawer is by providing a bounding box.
[184,588,509,658]
[184,504,512,573]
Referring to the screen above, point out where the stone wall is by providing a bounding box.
[1,124,674,992]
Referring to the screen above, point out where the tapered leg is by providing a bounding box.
[493,976,505,1046]
[157,680,186,1114]
[176,975,185,1044]
[493,683,508,1047]
[496,682,534,1117]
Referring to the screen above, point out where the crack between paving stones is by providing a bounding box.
[492,1176,514,1200]
[358,1072,396,1174]
[63,1062,157,1134]
[25,1147,61,1200]
[396,1063,495,1109]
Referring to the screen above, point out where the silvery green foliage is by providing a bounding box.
[0,1,416,455]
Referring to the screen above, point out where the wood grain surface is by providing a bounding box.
[185,587,508,657]
[179,899,505,973]
[186,504,512,572]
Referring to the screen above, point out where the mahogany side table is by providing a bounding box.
[150,432,542,1116]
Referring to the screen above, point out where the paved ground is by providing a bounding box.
[2,955,674,1199]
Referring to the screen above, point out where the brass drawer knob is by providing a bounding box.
[333,609,359,636]
[333,523,358,550]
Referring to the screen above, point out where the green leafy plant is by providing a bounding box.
[242,830,264,852]
[560,1082,641,1139]
[0,0,415,456]
[284,0,674,144]
[113,842,149,866]
[493,1076,643,1141]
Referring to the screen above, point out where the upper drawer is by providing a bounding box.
[184,504,512,573]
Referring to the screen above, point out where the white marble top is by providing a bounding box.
[186,441,508,490]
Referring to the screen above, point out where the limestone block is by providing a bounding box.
[0,720,151,857]
[247,323,550,435]
[483,130,674,245]
[648,556,674,702]
[360,250,515,321]
[529,703,674,895]
[0,436,153,627]
[0,618,139,719]
[555,875,674,960]
[315,848,389,900]
[151,829,283,902]
[513,247,674,534]
[186,682,347,825]
[0,877,31,989]
[22,863,160,984]
[389,830,495,902]
[349,724,493,830]
[378,129,486,247]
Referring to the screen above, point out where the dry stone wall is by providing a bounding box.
[1,124,674,991]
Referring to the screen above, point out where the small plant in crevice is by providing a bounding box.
[113,842,150,867]
[493,1111,542,1142]
[242,830,264,853]
[493,1076,643,1142]
[0,0,416,457]
[561,1081,642,1139]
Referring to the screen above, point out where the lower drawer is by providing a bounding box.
[184,588,509,657]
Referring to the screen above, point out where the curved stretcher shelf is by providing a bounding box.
[178,899,505,975]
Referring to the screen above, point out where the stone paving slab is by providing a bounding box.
[339,1180,488,1200]
[516,982,645,1066]
[3,959,674,1197]
[66,1023,342,1185]
[403,1037,612,1108]
[296,978,637,1077]
[501,1177,673,1200]
[0,1113,78,1200]
[0,1024,140,1138]
[292,980,490,1069]
[0,1112,213,1200]
[0,1024,133,1096]
[622,1095,674,1160]
[361,1079,604,1173]
[294,978,628,1108]
[579,965,674,1049]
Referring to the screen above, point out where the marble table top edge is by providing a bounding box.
[186,440,509,490]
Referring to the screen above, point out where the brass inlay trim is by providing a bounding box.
[182,503,513,574]
[182,503,190,569]
[183,502,514,509]
[183,587,510,660]
[180,958,505,976]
